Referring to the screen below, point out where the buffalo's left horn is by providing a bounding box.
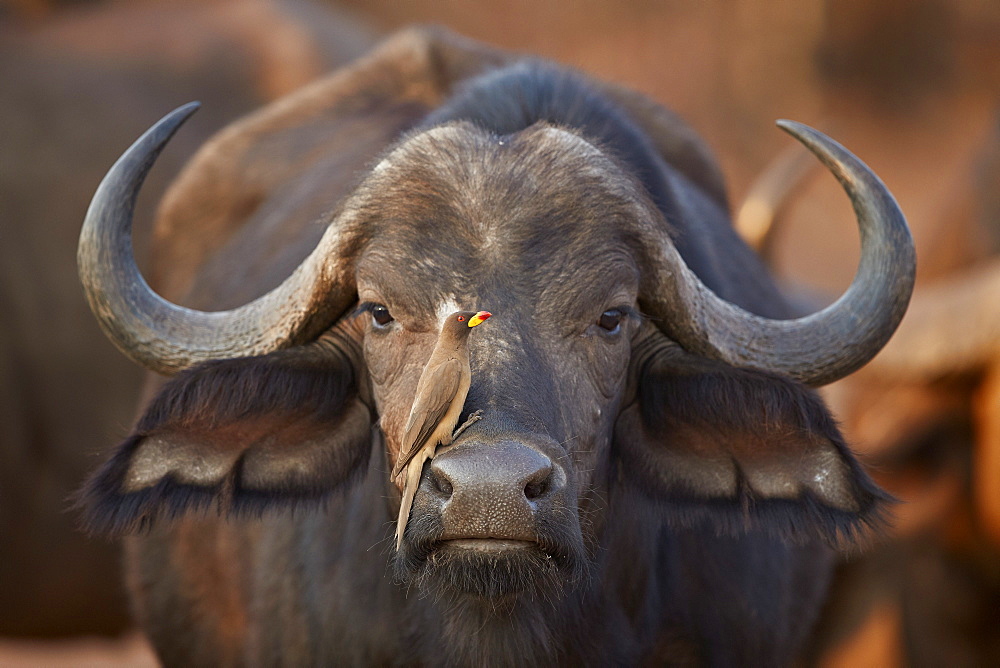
[641,121,916,387]
[78,103,356,375]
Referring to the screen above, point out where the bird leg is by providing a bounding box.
[451,409,483,441]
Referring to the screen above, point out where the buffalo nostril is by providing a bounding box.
[523,467,552,501]
[524,480,546,500]
[430,469,454,498]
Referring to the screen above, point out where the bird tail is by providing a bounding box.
[395,457,424,550]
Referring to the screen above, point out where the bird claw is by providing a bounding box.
[452,410,483,440]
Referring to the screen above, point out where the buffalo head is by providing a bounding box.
[77,54,914,631]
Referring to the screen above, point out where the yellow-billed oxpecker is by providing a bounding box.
[393,310,491,548]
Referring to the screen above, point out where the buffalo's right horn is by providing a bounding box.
[641,121,916,387]
[78,103,356,375]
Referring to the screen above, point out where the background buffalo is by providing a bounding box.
[2,0,998,665]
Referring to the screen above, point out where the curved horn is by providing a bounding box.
[641,121,916,387]
[78,103,356,375]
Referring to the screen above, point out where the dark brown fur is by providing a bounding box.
[80,28,891,665]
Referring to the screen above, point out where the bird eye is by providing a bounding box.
[457,315,466,322]
[598,309,623,333]
[371,304,393,328]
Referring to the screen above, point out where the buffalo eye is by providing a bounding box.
[598,309,623,334]
[371,304,394,328]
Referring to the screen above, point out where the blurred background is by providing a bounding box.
[1,0,998,665]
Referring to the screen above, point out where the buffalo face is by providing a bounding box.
[353,122,644,596]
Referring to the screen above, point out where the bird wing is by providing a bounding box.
[393,357,463,477]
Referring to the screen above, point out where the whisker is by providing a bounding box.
[557,435,579,448]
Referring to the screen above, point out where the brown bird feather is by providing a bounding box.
[393,310,490,549]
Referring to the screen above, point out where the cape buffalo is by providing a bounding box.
[77,28,915,665]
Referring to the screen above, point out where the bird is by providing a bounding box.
[393,310,491,549]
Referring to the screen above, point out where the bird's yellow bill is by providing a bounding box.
[468,311,492,327]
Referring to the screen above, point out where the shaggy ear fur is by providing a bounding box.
[615,342,891,545]
[77,329,373,535]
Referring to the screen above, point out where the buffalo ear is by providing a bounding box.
[77,330,373,535]
[615,343,891,545]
